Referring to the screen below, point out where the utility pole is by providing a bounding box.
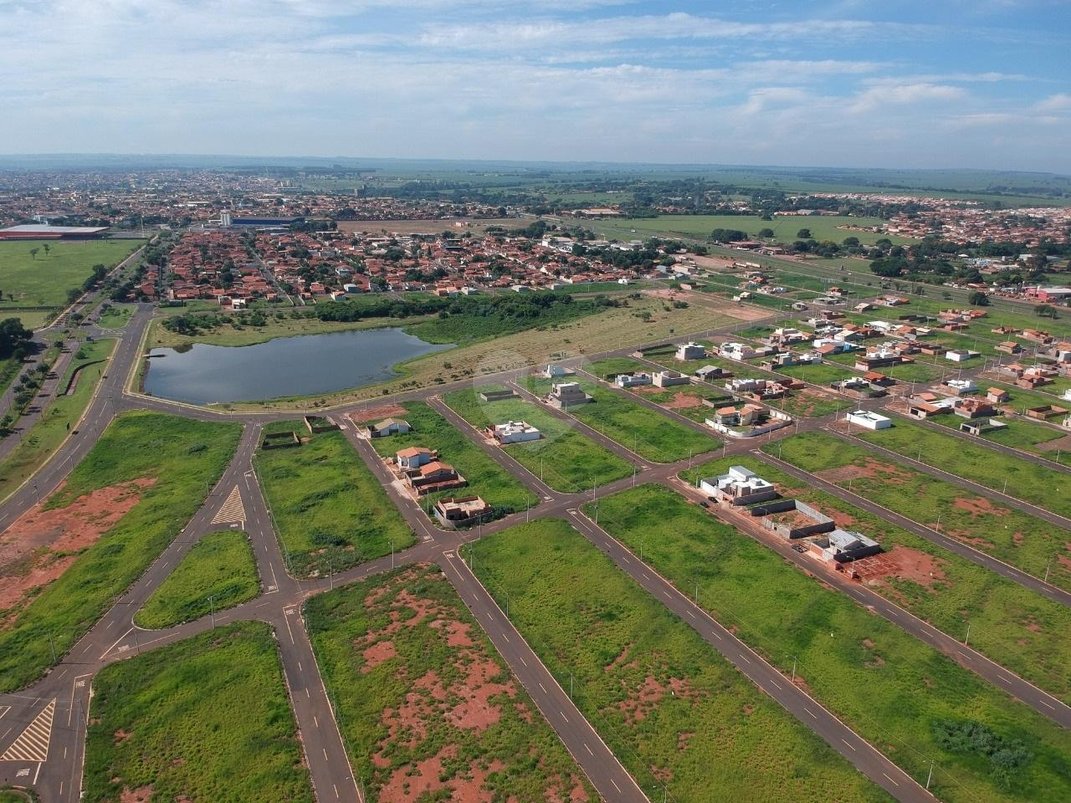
[964,622,971,646]
[926,759,934,791]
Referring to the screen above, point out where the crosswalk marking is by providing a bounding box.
[1,698,55,762]
[211,486,246,525]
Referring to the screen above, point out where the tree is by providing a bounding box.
[29,248,39,261]
[968,291,990,306]
[42,243,51,257]
[796,228,812,239]
[758,228,775,238]
[0,318,32,360]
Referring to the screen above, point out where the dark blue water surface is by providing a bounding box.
[144,328,451,404]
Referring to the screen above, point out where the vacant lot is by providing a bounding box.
[255,424,413,577]
[590,484,1071,802]
[688,453,1071,703]
[469,520,890,802]
[306,564,594,801]
[0,412,240,692]
[135,530,259,629]
[856,417,1071,520]
[773,431,1071,591]
[0,240,140,320]
[368,402,531,514]
[590,214,910,246]
[535,375,719,462]
[444,388,632,492]
[84,622,311,803]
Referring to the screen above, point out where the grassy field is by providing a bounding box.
[767,431,1071,591]
[148,311,403,349]
[0,412,241,693]
[0,338,115,503]
[368,402,532,515]
[685,453,1071,702]
[531,375,720,462]
[588,484,1071,801]
[0,240,140,319]
[95,303,134,329]
[587,356,652,378]
[443,388,632,492]
[218,294,740,411]
[468,520,889,802]
[928,413,1071,467]
[306,564,596,800]
[854,417,1071,520]
[134,530,259,629]
[777,361,858,385]
[255,424,413,577]
[0,789,34,802]
[84,622,311,803]
[590,214,913,246]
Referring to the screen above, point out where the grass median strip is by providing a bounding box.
[255,422,413,578]
[134,530,259,629]
[306,564,596,801]
[0,411,241,693]
[469,519,891,803]
[588,484,1071,802]
[443,388,631,492]
[84,622,312,803]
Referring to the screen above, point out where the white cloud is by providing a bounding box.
[1036,93,1071,112]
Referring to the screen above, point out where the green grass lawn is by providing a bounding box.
[0,412,241,693]
[84,622,312,803]
[0,338,115,503]
[685,454,1071,703]
[96,303,134,329]
[135,531,260,629]
[777,361,858,385]
[588,485,1071,802]
[368,402,533,516]
[443,388,632,492]
[927,415,1070,467]
[586,356,651,378]
[306,564,596,801]
[856,417,1071,520]
[468,520,890,802]
[771,431,1071,591]
[590,214,910,246]
[255,424,413,577]
[0,240,140,313]
[0,789,35,802]
[528,375,720,462]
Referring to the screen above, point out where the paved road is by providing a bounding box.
[564,509,933,802]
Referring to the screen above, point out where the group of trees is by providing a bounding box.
[0,318,33,361]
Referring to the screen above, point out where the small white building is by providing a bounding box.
[543,364,574,379]
[699,466,778,505]
[719,342,756,361]
[846,410,892,430]
[676,342,706,361]
[653,370,690,388]
[616,372,652,388]
[492,420,542,444]
[945,349,974,363]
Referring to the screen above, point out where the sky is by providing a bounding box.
[0,0,1069,172]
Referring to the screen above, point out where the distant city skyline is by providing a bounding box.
[1,1,1068,172]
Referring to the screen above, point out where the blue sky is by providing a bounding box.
[0,0,1068,171]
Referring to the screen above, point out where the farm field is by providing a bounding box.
[306,564,595,801]
[589,214,912,246]
[589,484,1071,802]
[0,240,141,321]
[531,375,720,462]
[135,530,259,629]
[0,412,241,692]
[685,454,1071,702]
[255,423,413,577]
[84,622,312,803]
[443,388,632,492]
[854,417,1071,520]
[0,338,115,503]
[468,519,891,803]
[768,431,1071,591]
[365,401,532,515]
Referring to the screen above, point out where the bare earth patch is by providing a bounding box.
[0,478,154,615]
[661,392,704,410]
[120,786,154,803]
[854,546,947,589]
[952,495,1009,517]
[347,404,407,425]
[817,458,913,486]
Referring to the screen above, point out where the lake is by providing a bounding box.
[143,328,452,404]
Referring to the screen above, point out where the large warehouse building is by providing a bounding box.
[0,224,110,241]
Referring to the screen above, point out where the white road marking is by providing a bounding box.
[882,773,899,787]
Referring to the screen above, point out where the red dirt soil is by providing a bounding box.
[853,545,947,588]
[0,478,154,615]
[348,405,407,425]
[952,495,1009,517]
[662,392,704,410]
[817,458,913,486]
[119,787,153,803]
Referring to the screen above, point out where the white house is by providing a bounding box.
[846,410,892,430]
[396,446,435,470]
[492,421,541,444]
[945,349,974,363]
[616,372,652,388]
[676,342,706,361]
[653,370,690,388]
[369,418,411,437]
[699,466,778,505]
[543,364,574,379]
[719,342,756,361]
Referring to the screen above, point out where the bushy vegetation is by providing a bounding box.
[0,412,241,692]
[135,530,260,629]
[470,520,891,802]
[588,484,1071,801]
[255,423,412,576]
[84,623,312,803]
[306,564,595,800]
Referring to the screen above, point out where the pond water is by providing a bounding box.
[143,328,451,404]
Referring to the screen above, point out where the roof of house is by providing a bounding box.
[396,446,432,459]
